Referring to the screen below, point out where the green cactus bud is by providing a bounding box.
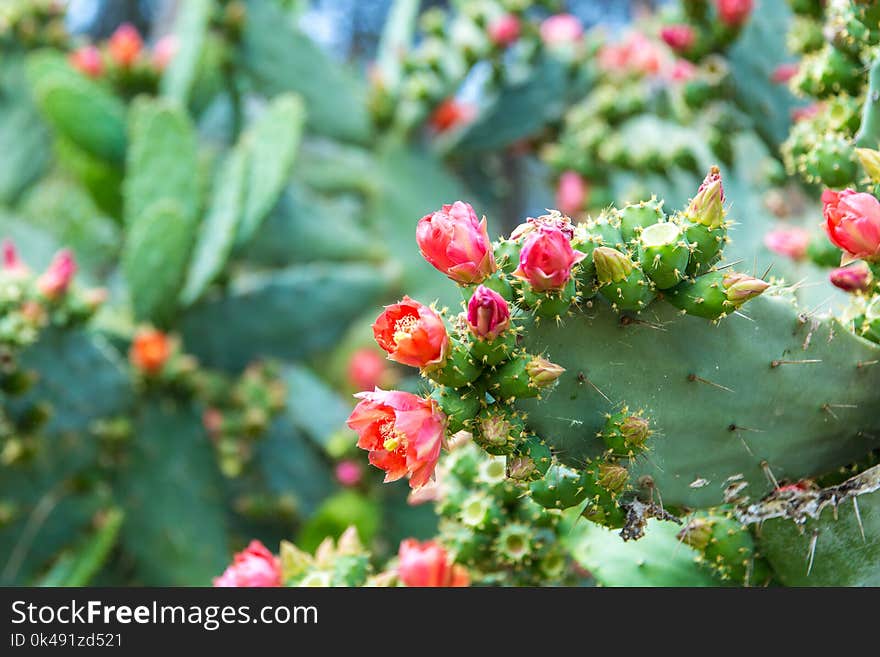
[494,238,522,275]
[860,296,880,343]
[856,147,880,183]
[599,409,651,455]
[597,462,629,494]
[619,199,665,243]
[679,512,760,584]
[686,167,725,229]
[594,247,656,312]
[477,455,509,486]
[427,338,482,388]
[666,271,770,320]
[525,356,565,386]
[638,221,690,289]
[677,518,714,551]
[508,434,552,481]
[441,521,492,565]
[803,132,859,187]
[475,407,524,455]
[470,331,517,367]
[431,386,482,433]
[486,353,564,400]
[496,523,532,562]
[460,492,501,528]
[529,462,590,510]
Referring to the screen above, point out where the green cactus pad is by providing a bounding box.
[638,221,690,289]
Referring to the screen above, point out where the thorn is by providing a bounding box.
[584,376,612,404]
[806,529,819,576]
[761,460,779,488]
[852,497,866,542]
[687,373,734,392]
[770,359,822,368]
[732,310,753,322]
[857,359,879,368]
[760,262,773,280]
[715,259,744,271]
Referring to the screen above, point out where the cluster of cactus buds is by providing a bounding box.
[349,167,770,534]
[0,0,68,51]
[425,438,575,586]
[68,23,176,97]
[368,1,582,133]
[544,5,754,215]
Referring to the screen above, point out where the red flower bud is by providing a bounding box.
[823,189,880,261]
[416,201,496,285]
[467,285,511,340]
[397,539,469,587]
[335,460,363,487]
[347,389,445,489]
[2,239,28,278]
[513,226,585,292]
[772,63,798,84]
[660,24,695,53]
[37,249,76,299]
[715,0,753,27]
[372,297,449,369]
[129,328,171,375]
[488,13,521,47]
[108,23,143,67]
[214,540,282,587]
[429,98,476,133]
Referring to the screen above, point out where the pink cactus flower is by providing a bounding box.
[467,285,511,341]
[764,227,811,261]
[488,13,521,47]
[108,23,143,67]
[666,58,698,83]
[69,45,103,77]
[397,539,470,587]
[823,189,880,261]
[540,13,584,46]
[416,201,496,285]
[347,389,445,489]
[829,263,872,293]
[348,348,389,391]
[37,249,76,299]
[335,460,364,487]
[715,0,754,27]
[556,171,589,216]
[598,32,666,76]
[372,297,449,369]
[660,24,696,53]
[2,240,29,278]
[214,540,282,587]
[152,35,178,71]
[513,225,586,292]
[772,63,799,84]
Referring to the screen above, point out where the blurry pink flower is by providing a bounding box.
[716,0,753,27]
[660,24,695,53]
[335,460,363,487]
[488,13,521,47]
[214,540,282,587]
[37,249,76,299]
[540,13,584,46]
[667,58,698,83]
[152,35,178,71]
[397,539,470,587]
[108,23,143,67]
[69,45,103,77]
[772,63,798,84]
[556,171,589,216]
[792,103,822,123]
[2,239,29,278]
[598,32,665,76]
[347,348,388,391]
[764,227,811,261]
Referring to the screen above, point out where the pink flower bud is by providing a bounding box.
[397,539,469,587]
[764,227,810,261]
[526,356,565,387]
[540,13,584,46]
[37,249,76,299]
[347,348,388,391]
[715,0,753,28]
[467,285,511,341]
[722,272,770,304]
[823,189,880,261]
[772,63,798,84]
[214,540,282,587]
[108,23,143,68]
[335,460,363,487]
[556,171,589,216]
[829,263,872,293]
[488,13,521,47]
[69,45,103,77]
[2,239,29,278]
[152,35,178,71]
[598,32,666,76]
[666,58,698,83]
[513,225,585,292]
[660,24,696,53]
[416,201,496,285]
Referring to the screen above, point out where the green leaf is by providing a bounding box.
[281,364,351,450]
[35,508,124,587]
[118,402,230,585]
[375,0,420,90]
[124,97,200,229]
[123,200,197,325]
[236,93,306,245]
[160,0,212,105]
[180,263,393,370]
[296,491,381,554]
[180,148,248,306]
[26,52,127,164]
[240,0,371,143]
